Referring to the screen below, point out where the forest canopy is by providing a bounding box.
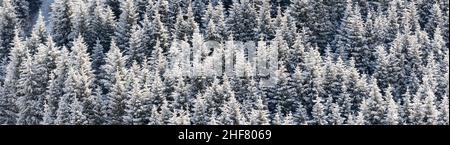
[0,0,448,125]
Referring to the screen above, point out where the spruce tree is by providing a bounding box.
[219,93,243,125]
[2,29,26,124]
[50,0,72,47]
[6,0,29,31]
[366,78,386,125]
[250,95,270,125]
[0,2,18,62]
[100,40,128,125]
[115,0,138,51]
[127,24,145,65]
[192,93,209,125]
[384,85,399,125]
[123,64,145,125]
[311,94,327,125]
[16,52,41,125]
[27,11,47,55]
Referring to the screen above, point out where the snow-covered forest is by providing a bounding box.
[0,0,448,125]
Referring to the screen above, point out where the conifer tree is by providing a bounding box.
[50,0,72,46]
[16,51,41,125]
[115,0,138,51]
[219,93,243,125]
[311,94,327,125]
[2,30,26,124]
[0,1,18,60]
[27,11,47,54]
[250,95,270,125]
[127,24,145,65]
[384,85,399,125]
[192,92,209,125]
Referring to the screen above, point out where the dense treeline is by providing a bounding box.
[0,0,448,125]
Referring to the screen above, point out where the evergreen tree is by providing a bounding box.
[127,24,145,65]
[409,86,425,125]
[214,1,227,41]
[150,67,165,106]
[105,68,128,125]
[307,0,332,49]
[271,106,283,125]
[151,11,170,53]
[193,0,206,29]
[156,0,171,30]
[2,30,26,124]
[6,0,29,31]
[438,94,449,125]
[85,0,116,48]
[100,40,128,125]
[91,40,106,80]
[169,71,190,110]
[173,5,198,41]
[374,45,390,90]
[0,2,17,62]
[41,94,53,125]
[84,86,104,125]
[50,0,72,46]
[192,92,209,125]
[54,80,71,125]
[106,0,121,17]
[35,38,59,98]
[159,98,172,125]
[288,32,307,71]
[282,112,295,125]
[294,101,309,125]
[418,73,439,125]
[27,11,47,55]
[115,0,138,51]
[99,6,117,49]
[424,2,444,38]
[335,2,369,73]
[384,85,399,125]
[17,41,58,125]
[250,95,270,125]
[256,0,274,40]
[207,111,219,125]
[68,36,94,99]
[366,78,386,125]
[140,14,155,57]
[16,52,42,125]
[69,94,88,125]
[401,88,415,124]
[44,47,69,125]
[135,0,150,20]
[226,0,258,41]
[387,33,408,99]
[423,88,439,125]
[68,0,89,47]
[123,64,145,125]
[328,102,344,125]
[100,40,127,96]
[57,66,80,125]
[311,94,327,125]
[289,0,311,31]
[219,93,243,125]
[273,61,295,113]
[42,75,57,125]
[299,47,324,110]
[147,105,161,125]
[357,98,370,125]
